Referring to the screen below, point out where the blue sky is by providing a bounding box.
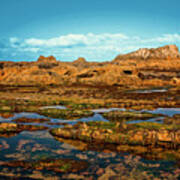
[0,0,180,61]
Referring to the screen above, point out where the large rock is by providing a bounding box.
[73,57,87,64]
[114,45,180,61]
[37,55,57,63]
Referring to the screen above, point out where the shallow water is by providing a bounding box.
[0,129,177,179]
[0,112,109,128]
[1,107,179,127]
[0,107,180,178]
[144,108,180,117]
[126,117,164,124]
[92,107,180,117]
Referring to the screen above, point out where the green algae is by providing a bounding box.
[39,108,94,120]
[102,110,161,122]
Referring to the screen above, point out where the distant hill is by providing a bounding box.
[114,45,180,62]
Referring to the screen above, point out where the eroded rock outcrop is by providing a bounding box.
[37,55,57,63]
[114,45,180,61]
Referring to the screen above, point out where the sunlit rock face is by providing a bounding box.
[37,55,57,63]
[114,45,180,61]
[73,57,87,64]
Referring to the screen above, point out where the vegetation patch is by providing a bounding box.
[59,100,102,109]
[39,108,94,120]
[102,110,160,122]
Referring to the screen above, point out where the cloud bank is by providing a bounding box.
[0,33,180,61]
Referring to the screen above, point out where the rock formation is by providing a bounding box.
[73,57,87,64]
[0,45,180,87]
[114,45,180,61]
[37,55,57,63]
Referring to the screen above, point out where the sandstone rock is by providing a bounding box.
[76,154,88,160]
[72,57,89,70]
[157,130,172,142]
[96,168,104,176]
[0,123,17,129]
[73,57,87,64]
[37,55,57,63]
[98,167,116,180]
[172,77,180,85]
[114,45,180,61]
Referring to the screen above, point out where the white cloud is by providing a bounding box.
[18,47,40,53]
[4,33,180,61]
[9,37,19,44]
[24,33,129,47]
[25,39,45,46]
[156,34,180,42]
[140,34,180,44]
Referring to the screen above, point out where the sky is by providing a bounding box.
[0,0,180,61]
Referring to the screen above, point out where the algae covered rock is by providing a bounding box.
[0,122,48,137]
[50,121,180,148]
[39,108,94,120]
[102,110,160,122]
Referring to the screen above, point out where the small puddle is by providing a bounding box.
[127,88,168,94]
[91,108,126,113]
[40,105,67,110]
[133,89,167,93]
[126,117,164,124]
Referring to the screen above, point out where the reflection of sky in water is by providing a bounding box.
[0,130,126,165]
[0,130,175,167]
[92,108,126,113]
[92,107,180,117]
[91,107,180,117]
[126,117,164,124]
[0,107,179,127]
[53,113,109,125]
[143,108,180,117]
